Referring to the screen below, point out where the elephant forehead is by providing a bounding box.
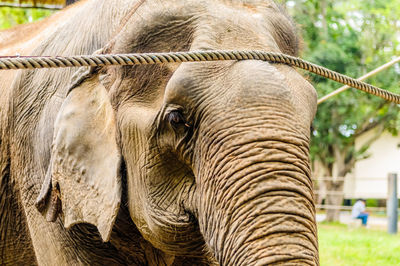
[164,60,290,105]
[191,9,278,52]
[163,61,230,104]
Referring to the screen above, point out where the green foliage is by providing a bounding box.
[280,0,400,174]
[0,7,53,29]
[365,199,379,207]
[318,223,400,265]
[350,198,384,207]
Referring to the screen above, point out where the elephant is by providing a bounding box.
[0,0,319,265]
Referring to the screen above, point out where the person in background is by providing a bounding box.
[352,199,369,227]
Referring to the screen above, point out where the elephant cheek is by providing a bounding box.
[122,150,208,256]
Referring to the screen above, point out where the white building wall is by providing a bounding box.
[346,130,400,199]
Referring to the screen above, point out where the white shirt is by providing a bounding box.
[352,200,366,218]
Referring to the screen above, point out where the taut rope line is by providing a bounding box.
[0,50,399,104]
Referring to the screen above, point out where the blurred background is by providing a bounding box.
[1,0,399,265]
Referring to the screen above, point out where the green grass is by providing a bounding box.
[318,223,400,266]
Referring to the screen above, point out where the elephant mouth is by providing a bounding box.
[119,161,209,258]
[142,208,210,258]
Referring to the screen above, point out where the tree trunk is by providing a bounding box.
[320,0,328,40]
[324,179,344,222]
[311,161,325,206]
[324,146,352,222]
[313,180,321,205]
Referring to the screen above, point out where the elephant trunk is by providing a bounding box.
[196,130,318,265]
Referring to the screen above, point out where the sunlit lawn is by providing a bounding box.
[318,223,400,266]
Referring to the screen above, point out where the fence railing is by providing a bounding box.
[315,204,400,212]
[313,177,386,181]
[312,176,391,199]
[314,174,400,233]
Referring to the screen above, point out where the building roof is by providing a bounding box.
[0,0,67,9]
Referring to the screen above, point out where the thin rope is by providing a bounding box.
[0,50,399,104]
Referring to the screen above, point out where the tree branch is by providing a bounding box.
[0,3,63,10]
[353,102,391,137]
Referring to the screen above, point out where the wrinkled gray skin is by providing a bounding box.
[0,0,318,265]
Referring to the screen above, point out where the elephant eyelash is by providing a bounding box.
[166,110,191,129]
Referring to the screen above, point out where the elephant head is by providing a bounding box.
[37,0,318,264]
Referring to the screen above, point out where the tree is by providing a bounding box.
[279,0,400,221]
[0,7,53,29]
[0,0,80,29]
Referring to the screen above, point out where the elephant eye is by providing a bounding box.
[167,110,187,128]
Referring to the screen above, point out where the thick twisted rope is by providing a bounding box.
[0,50,399,104]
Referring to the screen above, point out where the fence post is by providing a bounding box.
[387,173,398,234]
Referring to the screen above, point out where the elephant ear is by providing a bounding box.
[36,69,121,242]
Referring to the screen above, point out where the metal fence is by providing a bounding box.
[312,175,399,212]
